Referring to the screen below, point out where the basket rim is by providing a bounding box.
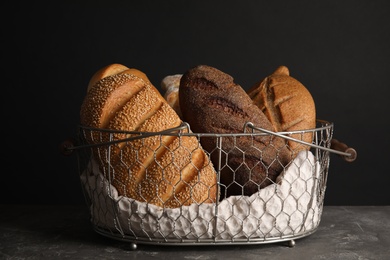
[71,119,337,155]
[77,119,333,137]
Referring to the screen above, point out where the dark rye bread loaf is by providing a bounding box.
[179,65,292,198]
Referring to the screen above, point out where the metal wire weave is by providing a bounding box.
[75,120,334,246]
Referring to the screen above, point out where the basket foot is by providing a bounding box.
[129,242,137,250]
[287,239,296,247]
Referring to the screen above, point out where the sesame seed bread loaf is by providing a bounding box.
[247,66,316,155]
[179,65,292,198]
[80,64,218,208]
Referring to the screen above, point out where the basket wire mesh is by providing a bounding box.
[67,119,355,248]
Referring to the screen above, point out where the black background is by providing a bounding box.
[4,1,389,205]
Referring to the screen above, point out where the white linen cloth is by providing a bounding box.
[80,150,322,240]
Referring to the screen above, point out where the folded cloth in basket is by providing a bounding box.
[80,150,322,240]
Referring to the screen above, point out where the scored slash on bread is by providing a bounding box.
[80,64,218,208]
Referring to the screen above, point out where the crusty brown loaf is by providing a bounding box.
[179,65,292,198]
[80,64,218,208]
[247,66,316,155]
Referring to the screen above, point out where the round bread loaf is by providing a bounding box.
[247,66,316,155]
[179,65,292,198]
[80,64,218,208]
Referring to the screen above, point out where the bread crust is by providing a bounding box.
[179,65,292,197]
[161,74,182,117]
[80,64,218,208]
[87,63,129,92]
[247,66,316,155]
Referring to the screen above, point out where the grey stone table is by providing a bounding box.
[1,205,389,260]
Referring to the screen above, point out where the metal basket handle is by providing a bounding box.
[59,123,191,156]
[244,122,357,162]
[330,139,357,162]
[61,121,357,162]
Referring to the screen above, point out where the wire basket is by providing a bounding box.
[62,119,356,249]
